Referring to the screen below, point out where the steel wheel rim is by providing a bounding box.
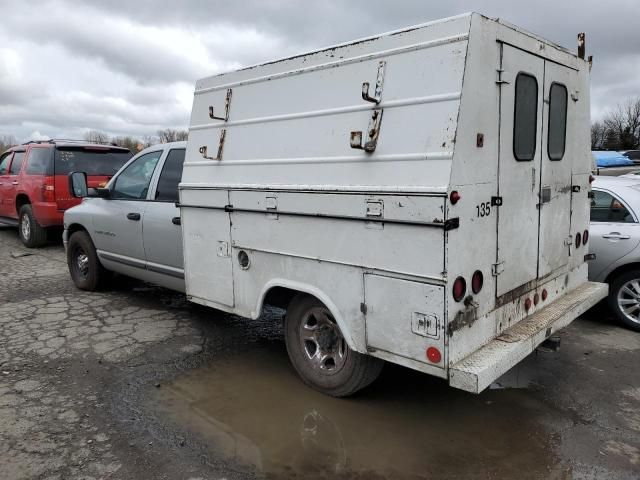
[299,306,347,375]
[73,247,90,279]
[21,214,30,240]
[617,279,640,325]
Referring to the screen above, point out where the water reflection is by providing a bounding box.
[151,342,565,479]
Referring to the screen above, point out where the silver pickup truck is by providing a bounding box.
[63,141,186,292]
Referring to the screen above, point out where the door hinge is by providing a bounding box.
[491,196,503,206]
[496,69,510,85]
[492,262,504,276]
[360,302,368,314]
[572,185,581,193]
[444,218,460,231]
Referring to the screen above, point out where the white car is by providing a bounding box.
[589,176,640,331]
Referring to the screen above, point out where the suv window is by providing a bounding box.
[591,190,635,223]
[9,151,25,174]
[548,83,568,160]
[55,147,132,175]
[513,73,538,161]
[155,149,186,202]
[26,148,54,175]
[112,150,163,200]
[0,152,12,175]
[624,150,640,161]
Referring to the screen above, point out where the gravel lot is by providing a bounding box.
[0,226,639,479]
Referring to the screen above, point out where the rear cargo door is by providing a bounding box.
[537,62,575,278]
[496,46,545,297]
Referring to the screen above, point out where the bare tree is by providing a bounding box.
[602,97,640,150]
[591,121,606,150]
[83,130,110,144]
[0,134,17,152]
[111,136,143,152]
[157,128,188,143]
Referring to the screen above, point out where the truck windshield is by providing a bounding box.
[54,147,132,176]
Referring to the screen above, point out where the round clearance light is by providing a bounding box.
[453,277,466,302]
[471,270,484,294]
[534,293,540,306]
[426,347,442,364]
[575,232,582,248]
[542,289,548,301]
[449,191,461,205]
[583,229,589,244]
[237,250,250,270]
[525,298,532,311]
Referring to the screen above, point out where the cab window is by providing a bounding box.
[590,190,635,223]
[513,73,538,161]
[0,152,12,175]
[9,151,25,174]
[154,149,186,202]
[111,151,162,200]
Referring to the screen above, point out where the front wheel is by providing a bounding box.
[67,231,109,291]
[284,295,383,397]
[608,270,640,332]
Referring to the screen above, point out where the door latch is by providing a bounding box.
[491,196,503,206]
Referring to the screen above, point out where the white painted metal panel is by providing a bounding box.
[496,46,545,297]
[364,274,445,366]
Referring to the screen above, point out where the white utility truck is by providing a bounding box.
[180,13,608,396]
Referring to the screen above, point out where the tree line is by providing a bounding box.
[592,97,640,151]
[0,129,189,153]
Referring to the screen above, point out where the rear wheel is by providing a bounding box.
[608,270,640,332]
[18,204,48,248]
[67,231,108,291]
[285,294,383,397]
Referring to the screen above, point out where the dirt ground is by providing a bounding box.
[0,226,639,480]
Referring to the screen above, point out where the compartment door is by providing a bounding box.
[364,274,444,367]
[496,46,545,297]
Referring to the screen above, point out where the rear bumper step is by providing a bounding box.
[449,281,608,393]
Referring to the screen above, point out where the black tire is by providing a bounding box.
[18,204,48,248]
[284,294,383,397]
[608,270,640,332]
[67,230,108,291]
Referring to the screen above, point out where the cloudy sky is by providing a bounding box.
[0,0,638,141]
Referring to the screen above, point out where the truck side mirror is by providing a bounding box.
[69,171,88,198]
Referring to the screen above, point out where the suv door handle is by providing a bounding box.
[171,217,181,226]
[11,181,18,185]
[602,232,631,240]
[126,212,141,221]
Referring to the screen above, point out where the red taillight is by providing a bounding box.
[450,191,461,205]
[542,289,548,301]
[42,176,55,202]
[524,298,532,311]
[426,347,442,363]
[575,232,582,248]
[589,175,595,184]
[471,270,483,294]
[583,229,589,244]
[534,293,540,306]
[452,277,466,302]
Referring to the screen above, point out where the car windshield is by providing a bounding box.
[54,147,132,176]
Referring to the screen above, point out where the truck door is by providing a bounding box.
[538,62,575,278]
[496,46,545,297]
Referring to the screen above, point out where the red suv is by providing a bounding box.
[0,140,132,247]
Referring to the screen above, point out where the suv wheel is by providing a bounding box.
[18,204,47,248]
[67,231,108,291]
[284,294,383,397]
[608,270,640,332]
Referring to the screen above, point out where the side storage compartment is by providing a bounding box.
[364,274,446,373]
[180,189,235,308]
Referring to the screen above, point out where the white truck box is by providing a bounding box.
[180,12,607,395]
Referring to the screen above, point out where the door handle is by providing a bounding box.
[602,232,631,240]
[11,181,18,185]
[171,217,181,226]
[126,212,141,221]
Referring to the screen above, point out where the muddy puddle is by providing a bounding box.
[150,342,565,479]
